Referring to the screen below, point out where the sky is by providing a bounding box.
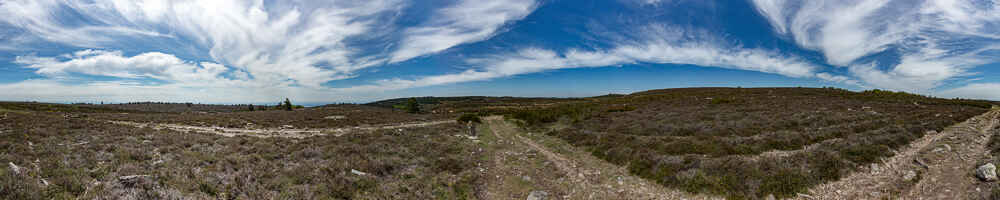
[0,0,998,104]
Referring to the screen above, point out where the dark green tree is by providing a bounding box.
[248,104,255,111]
[405,98,420,113]
[284,98,293,111]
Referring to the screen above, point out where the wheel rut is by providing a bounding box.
[800,110,1000,199]
[479,116,719,200]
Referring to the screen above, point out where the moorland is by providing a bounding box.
[1,87,998,199]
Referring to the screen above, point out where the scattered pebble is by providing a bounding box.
[527,190,548,200]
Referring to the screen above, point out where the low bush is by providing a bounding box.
[0,109,481,199]
[518,87,989,199]
[456,113,482,123]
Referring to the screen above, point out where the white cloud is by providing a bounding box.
[0,0,173,47]
[14,50,238,84]
[1,0,542,91]
[0,79,312,104]
[351,26,824,91]
[0,0,409,88]
[816,72,859,86]
[390,0,537,63]
[751,0,1000,92]
[936,83,1000,101]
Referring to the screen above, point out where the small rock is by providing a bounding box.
[869,163,880,173]
[351,169,368,176]
[8,162,20,174]
[323,115,346,120]
[280,125,294,129]
[617,176,624,185]
[118,175,151,187]
[976,163,997,182]
[527,191,548,200]
[765,194,776,200]
[902,170,917,181]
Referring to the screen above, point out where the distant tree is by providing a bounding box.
[284,98,293,111]
[405,98,420,113]
[249,104,255,111]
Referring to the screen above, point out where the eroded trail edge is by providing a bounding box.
[107,119,456,138]
[801,109,1000,199]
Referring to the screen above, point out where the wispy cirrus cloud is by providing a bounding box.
[0,0,541,102]
[390,0,538,63]
[1,0,538,88]
[751,0,1000,93]
[350,25,829,91]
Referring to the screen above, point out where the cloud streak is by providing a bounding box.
[351,26,827,91]
[15,50,236,84]
[390,0,538,63]
[752,0,1000,93]
[1,0,538,89]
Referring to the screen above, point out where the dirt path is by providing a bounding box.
[107,119,456,139]
[800,110,1000,199]
[478,116,719,200]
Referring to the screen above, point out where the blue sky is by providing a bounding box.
[1,0,998,104]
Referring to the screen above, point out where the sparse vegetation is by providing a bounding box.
[509,87,991,199]
[0,106,480,199]
[0,87,994,199]
[87,104,442,129]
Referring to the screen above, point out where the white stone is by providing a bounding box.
[527,191,548,200]
[976,163,997,182]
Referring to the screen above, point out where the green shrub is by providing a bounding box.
[456,113,481,124]
[405,98,420,113]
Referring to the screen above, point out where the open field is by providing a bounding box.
[1,104,480,199]
[1,87,998,199]
[87,104,444,129]
[83,103,257,113]
[510,87,995,199]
